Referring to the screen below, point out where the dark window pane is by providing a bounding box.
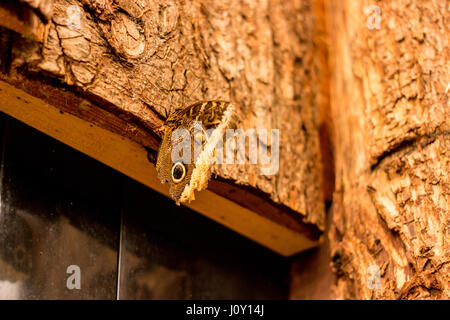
[118,179,289,299]
[0,114,121,299]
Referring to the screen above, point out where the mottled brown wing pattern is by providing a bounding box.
[156,101,237,205]
[166,101,232,129]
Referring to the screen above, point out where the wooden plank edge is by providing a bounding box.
[0,80,320,256]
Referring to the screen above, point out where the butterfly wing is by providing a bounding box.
[156,101,238,204]
[156,125,194,205]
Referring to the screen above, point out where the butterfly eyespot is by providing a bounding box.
[171,162,186,183]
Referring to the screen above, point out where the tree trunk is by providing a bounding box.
[328,0,449,299]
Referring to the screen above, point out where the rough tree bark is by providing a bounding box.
[328,0,449,299]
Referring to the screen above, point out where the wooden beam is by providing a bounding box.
[0,79,319,256]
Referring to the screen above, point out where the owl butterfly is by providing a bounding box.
[156,101,238,205]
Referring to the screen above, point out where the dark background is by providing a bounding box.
[0,111,289,299]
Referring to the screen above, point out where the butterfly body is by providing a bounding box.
[156,101,238,205]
